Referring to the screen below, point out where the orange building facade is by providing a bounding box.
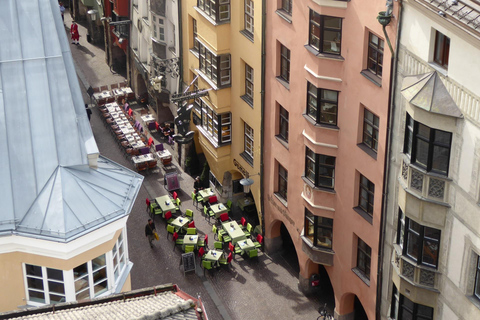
[263,1,398,319]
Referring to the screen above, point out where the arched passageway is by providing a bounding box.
[280,223,299,274]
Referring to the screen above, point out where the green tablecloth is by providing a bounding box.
[236,239,255,254]
[222,221,246,244]
[183,235,199,250]
[237,197,254,211]
[171,216,189,232]
[155,195,176,215]
[210,203,228,218]
[198,188,215,202]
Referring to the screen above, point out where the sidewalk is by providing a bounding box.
[65,8,324,320]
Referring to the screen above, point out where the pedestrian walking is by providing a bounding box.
[145,219,156,248]
[70,21,79,45]
[59,2,65,22]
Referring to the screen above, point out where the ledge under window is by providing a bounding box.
[276,76,290,90]
[302,176,336,194]
[189,48,199,59]
[360,70,382,87]
[241,95,254,108]
[353,206,373,225]
[304,45,345,61]
[274,192,288,207]
[352,267,370,286]
[275,135,289,149]
[301,235,334,266]
[275,9,292,23]
[240,29,254,42]
[240,151,254,167]
[357,143,377,160]
[303,114,340,130]
[194,7,230,26]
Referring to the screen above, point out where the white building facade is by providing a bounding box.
[381,0,480,319]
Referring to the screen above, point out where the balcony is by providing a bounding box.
[301,233,334,266]
[400,158,451,206]
[393,245,440,292]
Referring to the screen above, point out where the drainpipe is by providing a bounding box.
[260,0,266,235]
[177,0,183,91]
[376,1,403,319]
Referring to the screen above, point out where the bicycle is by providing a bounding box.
[317,303,334,320]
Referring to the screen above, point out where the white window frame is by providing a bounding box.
[245,0,254,34]
[244,123,254,160]
[245,64,254,101]
[23,264,66,306]
[74,254,109,301]
[112,230,127,283]
[152,13,165,42]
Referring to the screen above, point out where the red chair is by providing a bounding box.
[164,211,172,220]
[155,121,160,131]
[219,213,230,222]
[257,234,263,244]
[198,247,205,258]
[188,220,195,228]
[227,252,233,264]
[173,191,178,200]
[240,217,247,227]
[229,242,235,253]
[204,234,208,247]
[128,109,133,116]
[172,232,178,242]
[148,137,154,147]
[146,198,150,213]
[209,195,218,204]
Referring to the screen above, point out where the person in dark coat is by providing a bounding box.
[85,104,92,121]
[145,219,156,248]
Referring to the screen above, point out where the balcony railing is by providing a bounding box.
[400,158,450,204]
[393,246,439,290]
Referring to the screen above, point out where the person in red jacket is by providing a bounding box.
[70,21,79,45]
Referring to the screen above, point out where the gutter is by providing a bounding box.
[376,1,403,319]
[260,0,266,234]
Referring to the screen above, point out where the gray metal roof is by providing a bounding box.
[401,71,463,118]
[0,0,143,242]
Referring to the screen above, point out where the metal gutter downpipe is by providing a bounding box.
[177,0,183,91]
[260,0,266,235]
[376,1,403,319]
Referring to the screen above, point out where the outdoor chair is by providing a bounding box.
[185,209,194,220]
[147,137,154,147]
[202,260,213,275]
[100,85,108,91]
[164,211,174,224]
[198,247,206,258]
[111,83,118,89]
[175,233,184,247]
[254,234,263,249]
[248,249,258,259]
[172,191,178,200]
[188,221,195,228]
[209,195,218,205]
[198,234,208,248]
[175,198,181,211]
[166,224,175,239]
[187,228,197,235]
[219,252,233,267]
[212,225,219,240]
[136,163,148,172]
[155,143,164,152]
[214,241,223,250]
[219,212,230,223]
[218,232,231,244]
[245,223,253,238]
[184,245,195,253]
[145,198,151,213]
[204,206,215,222]
[240,217,247,227]
[140,147,150,155]
[147,160,158,170]
[226,200,232,213]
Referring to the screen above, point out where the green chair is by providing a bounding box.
[202,260,213,275]
[187,227,197,235]
[212,225,218,240]
[166,224,175,239]
[175,198,181,211]
[204,205,214,222]
[248,249,258,259]
[185,209,194,220]
[214,241,223,250]
[176,238,184,246]
[184,245,195,253]
[226,200,232,213]
[198,234,208,248]
[154,206,163,217]
[150,203,158,213]
[218,232,232,244]
[245,223,253,238]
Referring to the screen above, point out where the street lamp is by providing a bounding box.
[239,173,259,194]
[87,9,97,21]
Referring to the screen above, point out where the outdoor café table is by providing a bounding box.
[114,119,128,126]
[222,221,247,245]
[171,216,189,233]
[198,188,215,203]
[121,87,135,99]
[155,195,176,215]
[237,197,254,211]
[182,234,199,250]
[131,141,146,149]
[204,249,223,267]
[105,103,120,113]
[93,90,113,101]
[141,114,155,123]
[156,149,172,165]
[112,88,126,100]
[237,239,255,255]
[131,153,154,164]
[210,203,228,218]
[125,133,142,144]
[119,124,135,134]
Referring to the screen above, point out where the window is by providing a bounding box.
[398,214,441,268]
[152,14,165,42]
[281,0,292,14]
[198,42,231,87]
[475,255,480,300]
[199,99,231,145]
[433,30,450,68]
[356,238,371,280]
[209,170,223,194]
[244,0,254,36]
[112,232,126,282]
[305,147,335,189]
[391,285,434,320]
[25,265,65,305]
[277,163,288,201]
[359,174,374,216]
[279,44,290,83]
[192,18,199,53]
[363,108,379,152]
[367,33,384,77]
[278,105,289,143]
[404,113,452,175]
[309,10,342,55]
[244,123,254,160]
[244,64,254,104]
[197,0,230,23]
[74,254,108,301]
[305,209,333,249]
[306,82,338,126]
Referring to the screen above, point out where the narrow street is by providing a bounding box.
[65,9,326,320]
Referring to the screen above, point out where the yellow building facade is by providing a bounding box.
[182,1,263,227]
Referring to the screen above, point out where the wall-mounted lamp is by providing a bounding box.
[239,173,259,194]
[87,9,98,21]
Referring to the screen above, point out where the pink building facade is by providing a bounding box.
[263,1,397,319]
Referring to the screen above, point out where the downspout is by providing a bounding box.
[260,0,266,235]
[177,0,183,91]
[376,1,403,319]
